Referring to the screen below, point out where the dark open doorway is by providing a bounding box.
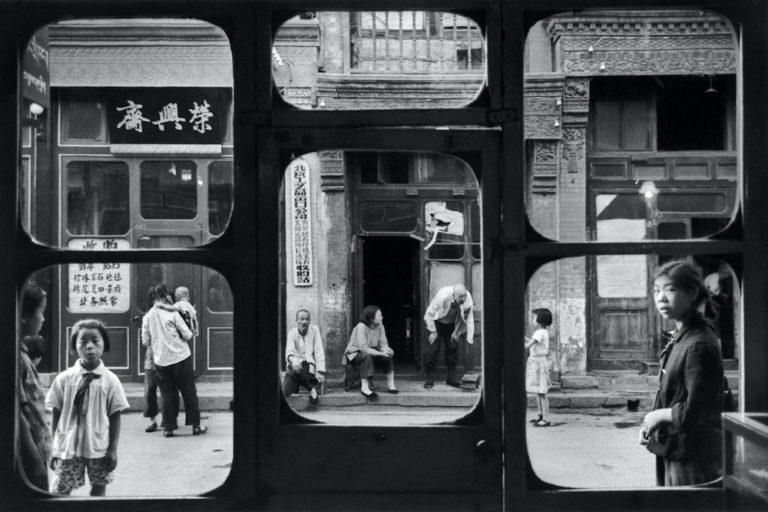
[362,236,420,368]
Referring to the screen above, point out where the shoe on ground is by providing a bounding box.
[387,388,399,395]
[446,379,462,388]
[163,429,174,438]
[193,425,209,435]
[528,416,543,424]
[361,389,378,400]
[424,379,434,389]
[145,422,158,433]
[533,419,551,427]
[309,394,319,405]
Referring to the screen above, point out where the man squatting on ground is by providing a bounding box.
[283,309,325,405]
[423,284,475,389]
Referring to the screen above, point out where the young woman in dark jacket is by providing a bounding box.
[639,260,724,486]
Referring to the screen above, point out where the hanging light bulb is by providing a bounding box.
[599,62,606,71]
[705,75,718,94]
[554,118,561,128]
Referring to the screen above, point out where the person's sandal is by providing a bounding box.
[193,425,209,435]
[361,389,378,400]
[387,388,399,394]
[145,422,158,433]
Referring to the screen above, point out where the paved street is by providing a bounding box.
[42,407,655,497]
[52,412,233,497]
[526,410,656,488]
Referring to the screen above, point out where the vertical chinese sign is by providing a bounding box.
[68,238,130,313]
[22,29,50,108]
[290,159,313,286]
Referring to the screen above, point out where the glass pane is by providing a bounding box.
[273,12,486,109]
[526,256,740,488]
[67,162,129,236]
[360,201,417,232]
[20,19,234,248]
[207,270,233,312]
[415,153,471,183]
[65,102,104,141]
[17,265,233,495]
[140,161,197,219]
[281,152,481,425]
[208,161,233,236]
[524,9,738,241]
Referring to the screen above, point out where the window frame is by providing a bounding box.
[3,1,767,511]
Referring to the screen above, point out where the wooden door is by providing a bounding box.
[588,190,654,370]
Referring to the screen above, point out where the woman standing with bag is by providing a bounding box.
[141,283,208,437]
[639,260,724,486]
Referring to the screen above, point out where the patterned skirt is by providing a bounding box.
[525,355,551,394]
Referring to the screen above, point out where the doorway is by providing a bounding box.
[362,236,420,369]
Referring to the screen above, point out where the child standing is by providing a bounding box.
[525,308,553,427]
[18,282,51,491]
[46,319,129,496]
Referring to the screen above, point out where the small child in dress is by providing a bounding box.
[46,319,129,496]
[173,286,199,337]
[525,308,553,427]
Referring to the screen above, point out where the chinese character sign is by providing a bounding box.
[106,87,230,145]
[22,29,50,107]
[67,238,131,313]
[290,159,313,286]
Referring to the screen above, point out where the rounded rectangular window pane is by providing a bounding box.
[17,265,233,495]
[524,10,738,241]
[281,151,481,425]
[208,161,233,236]
[274,12,485,109]
[526,256,739,487]
[67,162,129,236]
[20,19,234,248]
[360,201,417,232]
[140,161,198,219]
[64,101,105,141]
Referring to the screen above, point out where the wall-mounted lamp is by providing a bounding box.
[29,102,44,117]
[556,98,562,106]
[588,45,594,54]
[554,118,561,128]
[599,62,606,71]
[639,180,659,200]
[23,102,46,141]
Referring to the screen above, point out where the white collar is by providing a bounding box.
[75,359,105,375]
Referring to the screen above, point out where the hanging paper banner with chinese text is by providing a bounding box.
[67,238,130,313]
[290,159,313,286]
[106,87,230,144]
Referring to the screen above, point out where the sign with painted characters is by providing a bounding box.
[22,30,50,107]
[67,238,130,313]
[106,87,230,144]
[289,159,313,286]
